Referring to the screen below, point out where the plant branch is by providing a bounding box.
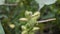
[38,18,56,23]
[0,4,17,6]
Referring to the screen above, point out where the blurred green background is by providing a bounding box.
[0,0,60,34]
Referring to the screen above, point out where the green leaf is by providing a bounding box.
[0,21,5,34]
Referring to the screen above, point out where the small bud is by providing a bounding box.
[22,31,27,34]
[19,18,28,21]
[9,24,15,29]
[32,27,40,31]
[32,11,40,20]
[21,25,26,30]
[25,10,32,18]
[32,11,40,17]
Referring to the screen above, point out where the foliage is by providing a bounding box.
[0,0,60,34]
[0,0,39,34]
[19,11,40,34]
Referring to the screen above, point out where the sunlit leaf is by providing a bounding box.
[35,0,57,9]
[0,0,5,5]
